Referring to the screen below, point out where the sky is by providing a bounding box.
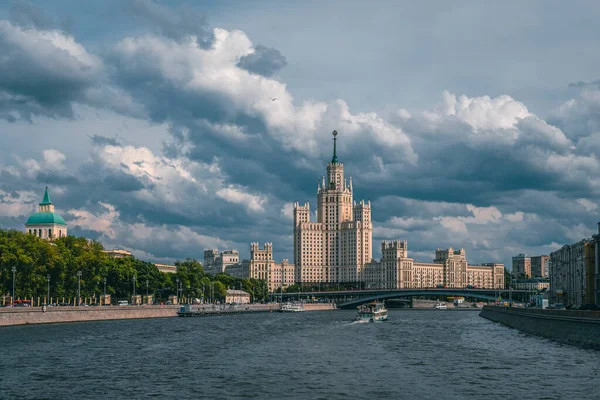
[1,0,600,269]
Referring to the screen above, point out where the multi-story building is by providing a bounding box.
[512,278,550,291]
[550,239,590,306]
[203,249,240,274]
[549,223,600,307]
[512,254,531,278]
[293,130,372,286]
[591,224,600,305]
[531,255,549,278]
[247,243,295,291]
[363,240,504,289]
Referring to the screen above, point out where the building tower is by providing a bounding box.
[25,187,67,240]
[293,130,372,287]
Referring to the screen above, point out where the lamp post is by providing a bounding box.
[11,266,16,306]
[146,279,149,297]
[47,274,51,306]
[239,282,243,304]
[77,271,82,306]
[176,277,179,300]
[133,275,136,298]
[202,283,205,303]
[103,278,107,296]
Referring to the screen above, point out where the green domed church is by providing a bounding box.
[25,187,67,240]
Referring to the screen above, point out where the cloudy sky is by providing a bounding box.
[1,0,599,268]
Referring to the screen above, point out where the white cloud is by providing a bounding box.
[67,202,119,239]
[216,186,266,213]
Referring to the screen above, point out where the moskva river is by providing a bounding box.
[1,310,599,399]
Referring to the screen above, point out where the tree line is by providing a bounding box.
[0,229,268,303]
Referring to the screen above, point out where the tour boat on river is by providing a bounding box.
[355,302,388,322]
[280,302,305,312]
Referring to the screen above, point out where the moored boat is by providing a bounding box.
[280,302,305,312]
[433,302,447,310]
[355,302,388,322]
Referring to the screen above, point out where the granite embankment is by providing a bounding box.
[0,303,338,327]
[480,306,600,350]
[0,305,179,327]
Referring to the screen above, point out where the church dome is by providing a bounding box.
[26,211,66,226]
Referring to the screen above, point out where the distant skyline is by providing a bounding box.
[1,0,600,268]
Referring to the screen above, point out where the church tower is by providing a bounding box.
[25,187,67,240]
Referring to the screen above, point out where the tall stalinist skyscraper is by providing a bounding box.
[293,130,372,286]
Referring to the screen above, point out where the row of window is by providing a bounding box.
[28,228,64,238]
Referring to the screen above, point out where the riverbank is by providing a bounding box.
[479,305,600,350]
[0,305,179,326]
[0,303,338,327]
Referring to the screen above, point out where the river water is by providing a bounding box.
[1,310,599,399]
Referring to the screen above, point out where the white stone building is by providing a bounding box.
[246,243,295,291]
[293,130,372,286]
[203,249,241,274]
[24,187,67,240]
[363,240,504,289]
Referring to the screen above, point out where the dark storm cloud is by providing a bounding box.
[90,135,120,146]
[0,19,103,121]
[103,170,145,192]
[237,45,288,77]
[126,0,214,47]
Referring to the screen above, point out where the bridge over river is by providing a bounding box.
[272,288,536,309]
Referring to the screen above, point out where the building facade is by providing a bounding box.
[293,130,372,286]
[531,255,549,278]
[363,240,504,289]
[512,278,550,291]
[203,249,241,274]
[25,187,67,240]
[512,254,531,278]
[246,243,295,291]
[550,239,590,306]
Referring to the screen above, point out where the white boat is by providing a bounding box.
[434,302,447,310]
[355,302,388,322]
[280,302,305,312]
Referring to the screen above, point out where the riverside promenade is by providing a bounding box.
[0,302,337,327]
[480,305,600,350]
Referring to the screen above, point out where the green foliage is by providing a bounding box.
[0,229,269,303]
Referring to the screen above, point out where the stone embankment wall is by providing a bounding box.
[0,303,338,327]
[480,306,600,350]
[0,305,179,327]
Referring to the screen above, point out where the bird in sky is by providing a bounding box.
[269,97,277,101]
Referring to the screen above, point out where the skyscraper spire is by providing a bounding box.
[331,130,338,163]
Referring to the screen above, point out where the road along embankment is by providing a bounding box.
[479,306,600,350]
[0,305,179,327]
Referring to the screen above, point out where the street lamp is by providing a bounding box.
[47,274,51,306]
[77,271,82,306]
[11,266,16,306]
[176,277,179,299]
[146,279,149,297]
[103,278,107,296]
[133,275,136,298]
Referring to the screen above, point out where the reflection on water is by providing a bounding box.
[1,310,599,399]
